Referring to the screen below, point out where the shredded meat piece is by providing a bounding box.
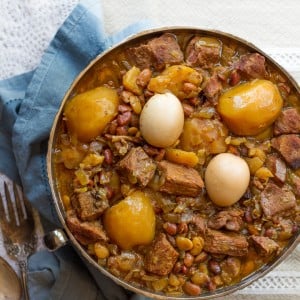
[185,36,221,68]
[157,160,204,197]
[273,108,300,135]
[235,53,267,79]
[203,75,223,103]
[208,209,244,232]
[66,210,108,244]
[126,33,183,70]
[72,191,108,221]
[204,229,249,256]
[191,214,207,234]
[144,233,179,276]
[117,146,156,187]
[271,134,300,169]
[265,154,287,184]
[260,182,296,217]
[251,235,279,256]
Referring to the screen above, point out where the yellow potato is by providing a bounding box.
[148,65,202,99]
[103,191,156,250]
[165,148,199,167]
[217,79,283,136]
[64,86,119,142]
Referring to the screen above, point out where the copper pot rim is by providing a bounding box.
[47,26,300,300]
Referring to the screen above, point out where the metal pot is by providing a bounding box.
[45,27,300,299]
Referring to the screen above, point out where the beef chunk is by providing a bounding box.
[266,154,287,184]
[251,236,279,256]
[204,229,248,256]
[144,233,179,276]
[147,33,184,69]
[271,134,300,169]
[66,210,108,244]
[117,147,156,187]
[235,53,267,79]
[274,108,300,135]
[126,33,183,70]
[208,209,244,232]
[157,160,204,197]
[290,174,300,197]
[260,182,296,217]
[203,75,223,102]
[185,36,221,68]
[72,191,108,221]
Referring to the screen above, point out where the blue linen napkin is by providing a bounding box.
[0,0,153,299]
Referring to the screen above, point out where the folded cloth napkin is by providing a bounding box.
[0,0,153,299]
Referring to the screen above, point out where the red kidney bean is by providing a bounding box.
[183,282,202,296]
[155,149,165,161]
[177,222,188,234]
[163,222,177,236]
[103,149,113,165]
[208,260,222,275]
[108,120,118,135]
[229,70,241,86]
[244,208,253,223]
[105,186,114,200]
[173,262,182,274]
[117,111,132,126]
[194,252,208,263]
[116,126,127,136]
[136,68,152,87]
[118,104,132,113]
[207,280,216,291]
[182,103,194,117]
[181,265,188,275]
[184,253,194,267]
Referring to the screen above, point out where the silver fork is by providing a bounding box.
[0,181,37,300]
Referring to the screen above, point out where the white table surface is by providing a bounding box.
[0,0,299,299]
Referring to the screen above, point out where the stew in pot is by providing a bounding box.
[53,32,300,296]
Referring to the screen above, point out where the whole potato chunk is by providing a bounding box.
[103,191,156,250]
[64,86,119,142]
[217,79,283,136]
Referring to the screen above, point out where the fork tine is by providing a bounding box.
[13,183,24,225]
[4,182,17,226]
[0,190,7,222]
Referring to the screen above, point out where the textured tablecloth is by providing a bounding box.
[0,0,299,299]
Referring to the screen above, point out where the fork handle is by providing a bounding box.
[19,260,30,300]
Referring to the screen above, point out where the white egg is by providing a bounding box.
[140,93,184,148]
[205,153,250,207]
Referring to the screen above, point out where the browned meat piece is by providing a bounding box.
[144,233,179,276]
[185,36,221,68]
[157,160,204,197]
[203,75,223,102]
[260,182,296,217]
[204,229,248,256]
[271,134,300,169]
[208,209,244,232]
[117,146,156,187]
[251,236,279,256]
[66,210,108,244]
[147,33,184,69]
[265,154,287,183]
[235,53,267,79]
[191,214,207,234]
[72,191,108,221]
[290,174,300,196]
[126,33,183,70]
[274,108,300,135]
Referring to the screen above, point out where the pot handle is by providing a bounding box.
[43,229,69,251]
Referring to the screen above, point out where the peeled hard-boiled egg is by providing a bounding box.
[139,93,184,148]
[205,153,250,207]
